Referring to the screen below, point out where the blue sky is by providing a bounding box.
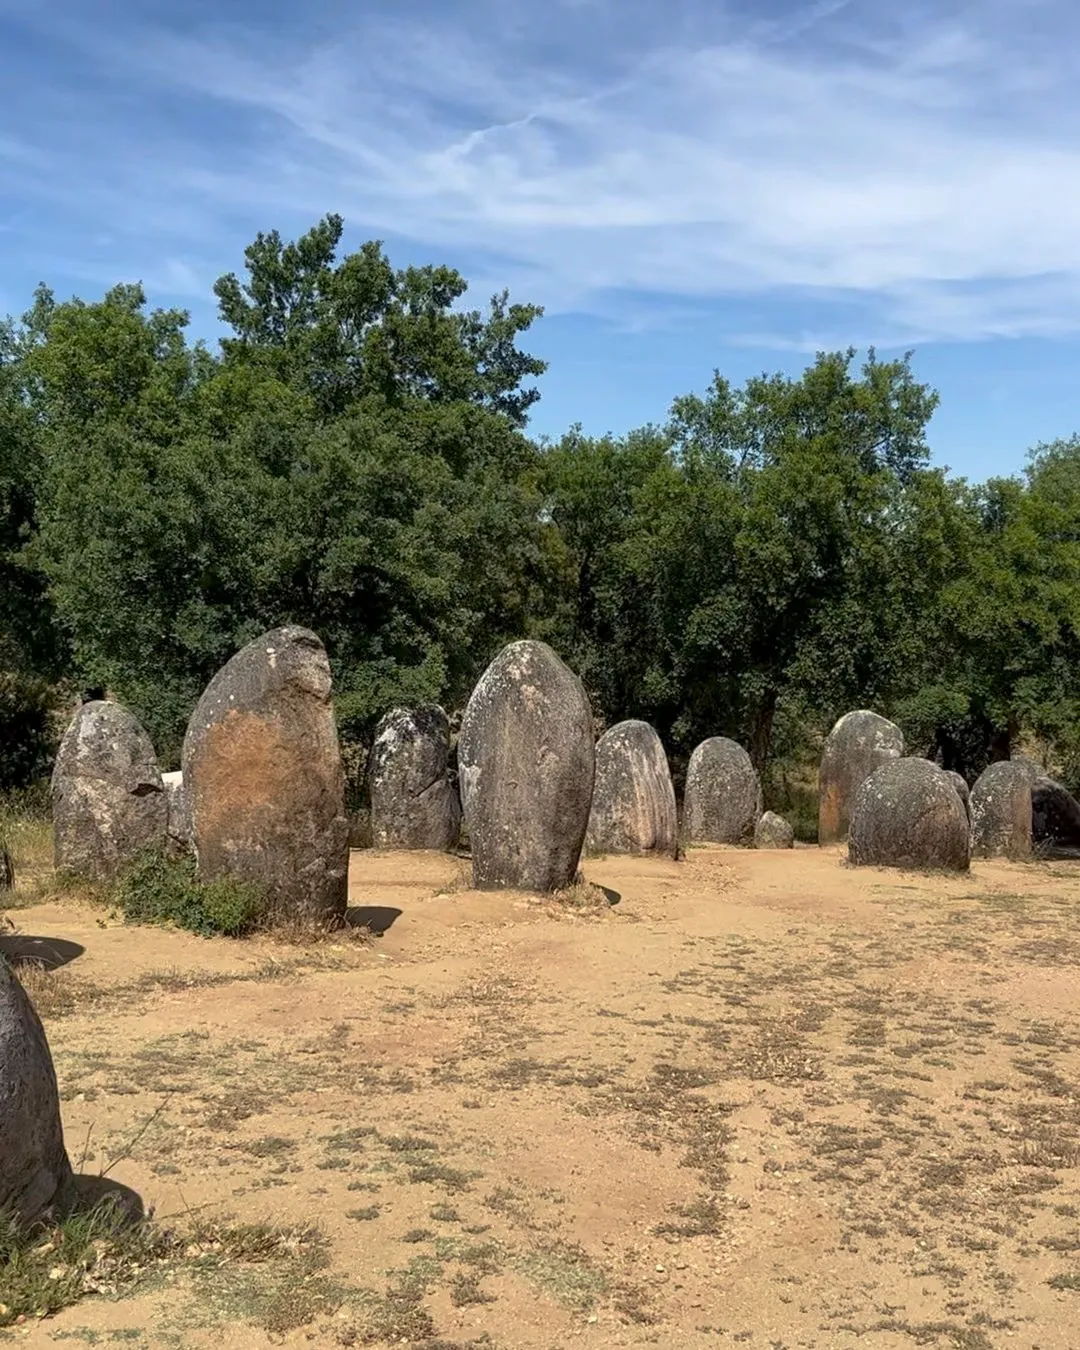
[2,0,1078,480]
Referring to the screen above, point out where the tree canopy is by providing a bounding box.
[1,214,1078,804]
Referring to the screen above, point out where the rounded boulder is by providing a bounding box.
[970,760,1035,860]
[849,757,970,872]
[369,706,461,852]
[182,626,349,924]
[1031,776,1080,852]
[683,738,761,846]
[458,640,594,892]
[754,811,794,849]
[819,710,904,845]
[585,720,677,857]
[944,770,970,816]
[0,960,74,1225]
[52,700,166,880]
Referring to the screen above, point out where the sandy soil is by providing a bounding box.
[4,844,1080,1349]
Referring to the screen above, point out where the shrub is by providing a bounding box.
[112,853,267,938]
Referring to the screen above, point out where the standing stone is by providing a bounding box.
[0,960,74,1225]
[182,627,349,924]
[683,738,762,846]
[585,720,677,857]
[52,701,166,880]
[970,760,1036,860]
[1031,776,1080,852]
[818,711,905,845]
[849,758,970,872]
[161,771,192,856]
[369,706,461,851]
[944,770,971,817]
[754,811,795,849]
[458,641,594,892]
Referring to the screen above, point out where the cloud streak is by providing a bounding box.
[3,0,1080,347]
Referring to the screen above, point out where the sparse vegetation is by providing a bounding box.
[0,1204,331,1333]
[6,789,1080,1346]
[0,1201,167,1326]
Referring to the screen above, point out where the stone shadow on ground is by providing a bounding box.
[346,905,403,935]
[0,934,85,970]
[71,1175,145,1222]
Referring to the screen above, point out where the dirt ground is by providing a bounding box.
[4,843,1080,1350]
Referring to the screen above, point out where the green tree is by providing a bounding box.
[29,223,551,762]
[213,214,546,426]
[544,350,942,772]
[898,438,1080,782]
[0,315,65,786]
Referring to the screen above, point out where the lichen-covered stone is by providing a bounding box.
[458,641,594,892]
[849,758,970,872]
[754,811,794,849]
[970,760,1036,860]
[161,771,191,856]
[182,626,349,924]
[369,706,461,851]
[1031,776,1080,851]
[683,738,761,846]
[52,701,166,880]
[819,711,904,845]
[0,960,73,1225]
[944,770,970,816]
[585,720,677,857]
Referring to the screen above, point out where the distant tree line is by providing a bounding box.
[3,215,1079,806]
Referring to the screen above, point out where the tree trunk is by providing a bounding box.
[749,689,779,776]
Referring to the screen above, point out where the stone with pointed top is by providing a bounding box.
[458,641,594,892]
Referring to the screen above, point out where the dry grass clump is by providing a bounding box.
[0,1198,331,1333]
[548,880,613,917]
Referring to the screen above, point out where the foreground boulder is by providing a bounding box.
[0,960,74,1225]
[161,771,191,856]
[182,627,349,924]
[754,811,794,849]
[369,706,461,851]
[849,758,970,872]
[52,701,166,880]
[819,711,904,845]
[458,641,594,891]
[683,738,761,846]
[970,760,1035,860]
[585,721,677,857]
[1032,776,1080,851]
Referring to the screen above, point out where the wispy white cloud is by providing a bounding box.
[4,0,1080,346]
